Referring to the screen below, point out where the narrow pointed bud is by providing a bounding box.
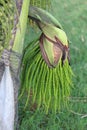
[29,6,63,29]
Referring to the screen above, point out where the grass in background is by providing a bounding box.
[19,0,87,129]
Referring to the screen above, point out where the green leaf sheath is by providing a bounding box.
[13,0,30,54]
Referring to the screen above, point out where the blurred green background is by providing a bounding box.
[19,0,87,129]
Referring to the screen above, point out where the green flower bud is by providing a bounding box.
[29,6,70,67]
[40,33,62,67]
[39,23,70,67]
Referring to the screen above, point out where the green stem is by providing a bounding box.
[13,0,30,54]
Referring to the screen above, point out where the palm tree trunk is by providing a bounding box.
[0,51,21,130]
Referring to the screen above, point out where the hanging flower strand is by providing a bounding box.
[20,6,73,114]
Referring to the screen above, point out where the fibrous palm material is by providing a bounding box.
[0,0,23,129]
[0,0,21,73]
[21,6,73,114]
[0,0,15,55]
[30,0,51,10]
